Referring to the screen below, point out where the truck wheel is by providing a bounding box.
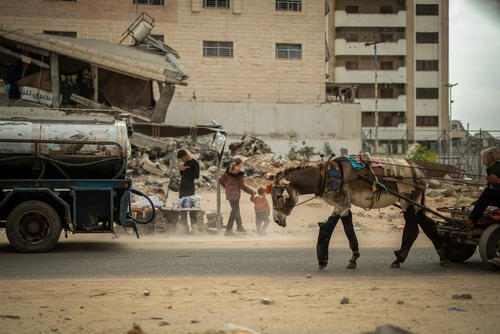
[443,238,477,262]
[6,201,62,252]
[479,224,500,269]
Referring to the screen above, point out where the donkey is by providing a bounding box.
[265,155,448,269]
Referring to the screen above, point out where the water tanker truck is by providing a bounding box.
[0,107,155,252]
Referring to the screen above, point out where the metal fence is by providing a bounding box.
[361,129,500,179]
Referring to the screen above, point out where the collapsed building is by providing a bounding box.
[0,17,186,122]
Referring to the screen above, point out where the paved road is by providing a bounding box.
[0,239,496,279]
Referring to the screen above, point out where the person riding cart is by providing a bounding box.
[466,146,500,228]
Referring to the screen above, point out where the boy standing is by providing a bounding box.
[251,187,271,235]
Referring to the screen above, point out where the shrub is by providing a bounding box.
[406,144,437,162]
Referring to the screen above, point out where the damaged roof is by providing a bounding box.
[0,29,188,84]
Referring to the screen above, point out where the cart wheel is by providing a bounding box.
[6,201,62,253]
[479,224,500,269]
[443,238,477,262]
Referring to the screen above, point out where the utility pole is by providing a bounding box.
[445,82,458,156]
[365,40,385,155]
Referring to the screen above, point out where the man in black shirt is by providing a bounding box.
[466,146,500,227]
[177,149,200,232]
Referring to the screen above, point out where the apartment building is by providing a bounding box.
[327,0,449,154]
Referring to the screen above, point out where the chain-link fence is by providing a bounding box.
[362,129,500,179]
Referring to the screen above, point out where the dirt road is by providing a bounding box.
[0,190,499,334]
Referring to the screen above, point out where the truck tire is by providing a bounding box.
[443,238,477,262]
[6,201,62,252]
[479,224,500,269]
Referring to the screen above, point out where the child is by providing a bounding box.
[250,187,271,235]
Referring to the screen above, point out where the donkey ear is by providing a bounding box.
[263,173,275,181]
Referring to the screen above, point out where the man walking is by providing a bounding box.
[177,149,200,232]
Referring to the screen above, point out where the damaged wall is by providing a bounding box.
[166,101,362,156]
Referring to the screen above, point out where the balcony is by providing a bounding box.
[357,95,406,112]
[415,72,439,87]
[335,39,406,56]
[334,10,406,27]
[415,16,439,33]
[415,44,439,59]
[414,129,439,141]
[415,100,439,116]
[335,67,406,84]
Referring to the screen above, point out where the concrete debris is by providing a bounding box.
[428,179,442,188]
[261,298,273,305]
[229,136,272,156]
[340,297,350,304]
[426,190,441,198]
[128,133,281,197]
[441,188,456,197]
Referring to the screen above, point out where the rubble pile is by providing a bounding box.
[128,132,484,209]
[424,176,483,202]
[128,134,281,199]
[228,136,272,156]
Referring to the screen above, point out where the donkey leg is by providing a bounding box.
[316,215,340,270]
[416,210,449,266]
[392,206,420,268]
[340,211,360,269]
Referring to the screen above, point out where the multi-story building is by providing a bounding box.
[0,0,449,156]
[327,0,449,154]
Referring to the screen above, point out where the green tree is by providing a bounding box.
[406,144,437,162]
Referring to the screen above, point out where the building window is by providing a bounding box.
[203,41,233,57]
[275,0,302,11]
[345,33,358,42]
[345,61,359,70]
[380,61,393,70]
[133,0,165,5]
[416,116,439,127]
[416,4,439,15]
[43,31,77,37]
[416,32,439,43]
[345,5,359,13]
[276,43,302,59]
[380,33,393,42]
[379,112,405,127]
[380,6,393,14]
[203,0,230,8]
[416,88,439,99]
[380,88,393,98]
[416,60,439,71]
[362,112,375,127]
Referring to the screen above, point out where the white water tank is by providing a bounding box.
[0,107,130,179]
[133,21,153,43]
